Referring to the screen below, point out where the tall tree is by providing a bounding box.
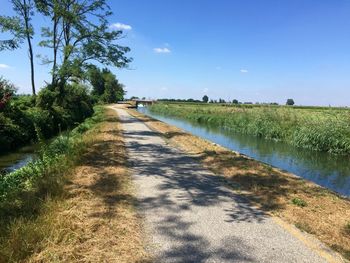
[0,0,36,95]
[36,0,131,93]
[86,65,106,96]
[86,66,125,102]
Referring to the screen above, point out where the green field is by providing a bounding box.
[149,103,350,154]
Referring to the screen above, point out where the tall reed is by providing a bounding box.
[149,103,350,154]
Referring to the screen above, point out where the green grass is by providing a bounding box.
[291,197,307,207]
[149,103,350,154]
[0,106,105,262]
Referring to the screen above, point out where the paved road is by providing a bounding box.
[114,107,328,263]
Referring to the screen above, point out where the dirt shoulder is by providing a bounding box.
[128,108,350,262]
[27,108,151,262]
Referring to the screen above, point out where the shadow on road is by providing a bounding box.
[123,129,265,262]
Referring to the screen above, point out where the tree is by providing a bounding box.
[286,99,295,106]
[86,65,106,96]
[86,66,125,103]
[0,0,36,95]
[101,76,125,103]
[202,95,209,103]
[36,0,132,92]
[232,99,238,104]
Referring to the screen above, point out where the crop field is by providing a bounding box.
[149,103,350,154]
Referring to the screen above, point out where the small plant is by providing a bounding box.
[291,197,307,207]
[345,222,350,235]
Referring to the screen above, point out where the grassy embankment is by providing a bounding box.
[149,103,350,154]
[129,107,350,261]
[0,106,150,262]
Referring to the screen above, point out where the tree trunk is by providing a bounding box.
[51,16,58,86]
[27,36,35,95]
[23,0,36,96]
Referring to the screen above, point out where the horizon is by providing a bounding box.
[1,0,350,106]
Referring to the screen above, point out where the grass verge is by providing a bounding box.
[0,106,150,262]
[129,107,350,261]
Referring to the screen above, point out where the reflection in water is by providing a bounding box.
[138,108,350,197]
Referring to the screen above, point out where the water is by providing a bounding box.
[138,107,350,197]
[0,144,40,174]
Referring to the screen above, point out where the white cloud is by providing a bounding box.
[203,88,209,93]
[0,64,10,69]
[153,47,171,53]
[240,69,248,73]
[160,86,168,91]
[110,22,132,30]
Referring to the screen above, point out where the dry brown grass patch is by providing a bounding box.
[24,108,151,263]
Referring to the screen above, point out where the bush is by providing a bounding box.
[0,82,94,154]
[0,106,104,214]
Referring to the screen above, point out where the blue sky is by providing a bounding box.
[1,0,350,106]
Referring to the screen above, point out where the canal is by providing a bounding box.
[0,143,39,174]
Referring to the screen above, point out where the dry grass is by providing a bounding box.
[0,108,151,263]
[128,108,350,261]
[30,108,150,263]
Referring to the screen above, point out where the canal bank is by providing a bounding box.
[128,107,350,261]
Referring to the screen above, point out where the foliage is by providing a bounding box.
[0,77,94,153]
[149,103,350,154]
[0,76,17,110]
[286,98,295,106]
[36,0,131,87]
[202,95,209,103]
[87,66,125,103]
[0,15,23,50]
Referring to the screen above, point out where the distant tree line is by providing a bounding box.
[156,95,295,106]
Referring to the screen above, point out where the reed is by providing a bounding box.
[149,103,350,154]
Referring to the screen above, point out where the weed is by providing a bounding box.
[291,197,307,207]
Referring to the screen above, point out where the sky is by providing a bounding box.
[1,0,350,106]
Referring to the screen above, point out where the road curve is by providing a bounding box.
[114,107,329,263]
